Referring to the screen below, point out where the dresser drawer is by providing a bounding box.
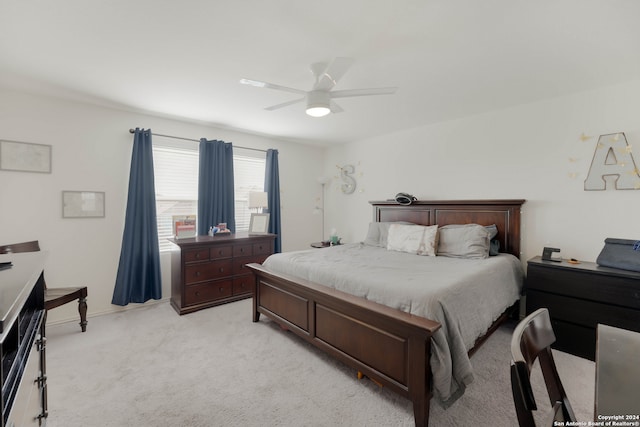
[551,319,595,360]
[184,248,210,263]
[527,263,640,310]
[253,241,273,255]
[233,244,253,257]
[527,289,640,331]
[210,245,233,260]
[232,256,267,276]
[185,280,233,305]
[6,337,43,427]
[232,276,253,296]
[184,259,232,284]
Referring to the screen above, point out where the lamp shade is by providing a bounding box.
[248,191,269,209]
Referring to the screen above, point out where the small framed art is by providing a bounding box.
[249,213,270,234]
[0,140,52,173]
[62,191,105,218]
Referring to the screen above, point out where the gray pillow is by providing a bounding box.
[363,221,414,247]
[485,224,501,256]
[437,224,491,259]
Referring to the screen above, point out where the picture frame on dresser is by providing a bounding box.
[249,213,270,234]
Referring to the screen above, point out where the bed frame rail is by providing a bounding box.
[247,262,441,427]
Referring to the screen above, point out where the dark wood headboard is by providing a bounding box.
[370,199,525,258]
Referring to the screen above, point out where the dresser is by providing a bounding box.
[1,252,47,427]
[169,233,276,315]
[525,256,640,360]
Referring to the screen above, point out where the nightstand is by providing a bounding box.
[525,256,640,360]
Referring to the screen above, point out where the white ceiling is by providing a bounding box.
[1,1,640,146]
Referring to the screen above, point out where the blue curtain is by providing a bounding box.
[112,128,162,305]
[198,139,235,235]
[264,149,282,253]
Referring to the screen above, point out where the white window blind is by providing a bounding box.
[152,141,265,252]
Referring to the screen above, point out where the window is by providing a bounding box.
[233,148,267,231]
[152,142,265,252]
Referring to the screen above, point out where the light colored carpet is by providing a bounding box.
[45,299,594,426]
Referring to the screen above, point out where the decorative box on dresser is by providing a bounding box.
[1,252,48,427]
[169,233,276,315]
[525,256,640,360]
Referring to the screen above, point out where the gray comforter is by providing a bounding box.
[262,243,523,406]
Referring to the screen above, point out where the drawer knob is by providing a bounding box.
[195,271,201,277]
[219,287,225,292]
[195,253,200,259]
[219,267,225,273]
[195,291,200,296]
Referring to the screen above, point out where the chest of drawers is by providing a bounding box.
[1,252,47,427]
[169,233,276,315]
[525,256,640,360]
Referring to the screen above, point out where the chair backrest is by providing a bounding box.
[510,308,576,427]
[0,240,41,254]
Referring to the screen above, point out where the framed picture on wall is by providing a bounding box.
[62,191,105,218]
[0,140,52,173]
[249,213,270,234]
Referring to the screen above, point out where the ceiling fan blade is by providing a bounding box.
[313,57,354,91]
[264,97,304,111]
[330,87,398,99]
[240,78,306,95]
[330,101,344,114]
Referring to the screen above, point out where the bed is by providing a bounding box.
[246,199,525,427]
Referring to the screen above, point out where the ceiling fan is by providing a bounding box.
[239,57,397,117]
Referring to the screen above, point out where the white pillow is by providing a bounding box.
[387,224,438,256]
[363,221,415,247]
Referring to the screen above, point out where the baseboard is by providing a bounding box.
[45,297,171,327]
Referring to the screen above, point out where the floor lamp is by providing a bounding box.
[314,176,329,240]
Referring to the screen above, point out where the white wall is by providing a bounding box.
[5,78,640,326]
[0,88,325,324]
[323,79,640,265]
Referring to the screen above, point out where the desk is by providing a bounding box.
[595,324,640,417]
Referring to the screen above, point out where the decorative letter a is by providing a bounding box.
[584,132,640,190]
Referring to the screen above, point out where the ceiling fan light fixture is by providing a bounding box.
[306,105,331,117]
[306,90,331,117]
[241,58,396,116]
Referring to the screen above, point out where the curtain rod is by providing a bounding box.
[128,129,267,153]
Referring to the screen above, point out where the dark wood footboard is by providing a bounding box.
[247,263,441,427]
